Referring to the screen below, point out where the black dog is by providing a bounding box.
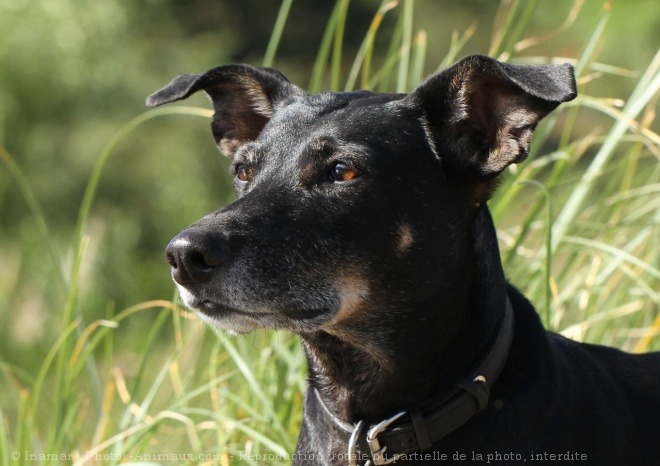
[147,55,659,465]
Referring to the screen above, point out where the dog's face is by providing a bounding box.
[170,93,475,335]
[147,57,576,335]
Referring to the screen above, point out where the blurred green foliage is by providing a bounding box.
[1,0,658,401]
[0,0,397,360]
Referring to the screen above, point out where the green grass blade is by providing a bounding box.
[410,30,427,87]
[378,6,404,92]
[125,357,172,427]
[127,308,171,398]
[362,1,399,89]
[367,47,404,90]
[0,147,65,291]
[573,2,610,78]
[498,151,570,268]
[635,311,660,353]
[262,0,294,68]
[49,238,90,452]
[438,22,477,70]
[27,319,80,452]
[331,0,351,91]
[0,409,9,466]
[593,229,651,288]
[489,0,521,57]
[216,413,290,458]
[345,0,399,91]
[517,180,554,329]
[15,391,30,466]
[71,107,213,274]
[552,52,660,248]
[168,372,239,409]
[563,236,660,280]
[396,0,414,92]
[500,0,537,60]
[221,338,292,450]
[514,0,584,53]
[51,394,84,454]
[70,301,180,379]
[309,1,342,93]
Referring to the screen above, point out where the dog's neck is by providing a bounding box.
[300,206,507,423]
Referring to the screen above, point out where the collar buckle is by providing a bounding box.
[366,411,407,465]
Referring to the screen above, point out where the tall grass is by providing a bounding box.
[1,0,658,465]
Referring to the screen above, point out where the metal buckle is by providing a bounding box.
[348,420,366,466]
[366,411,407,465]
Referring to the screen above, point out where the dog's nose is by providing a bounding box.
[165,229,228,286]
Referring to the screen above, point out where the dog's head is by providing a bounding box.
[147,56,576,335]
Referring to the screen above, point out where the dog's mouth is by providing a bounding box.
[185,297,274,334]
[183,294,267,319]
[196,299,254,316]
[179,288,335,334]
[196,299,287,323]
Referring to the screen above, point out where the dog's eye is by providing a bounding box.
[330,162,359,182]
[235,164,251,182]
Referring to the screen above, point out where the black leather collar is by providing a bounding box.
[314,295,515,465]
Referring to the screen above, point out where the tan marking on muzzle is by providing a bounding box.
[332,275,370,324]
[322,274,393,368]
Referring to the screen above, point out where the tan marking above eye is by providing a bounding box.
[397,223,414,254]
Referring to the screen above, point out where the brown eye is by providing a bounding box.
[236,164,250,182]
[330,162,359,182]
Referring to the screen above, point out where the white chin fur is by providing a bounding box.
[176,285,258,334]
[176,285,197,309]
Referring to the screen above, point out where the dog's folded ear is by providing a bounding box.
[146,65,305,157]
[408,55,576,180]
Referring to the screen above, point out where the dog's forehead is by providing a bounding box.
[255,90,412,157]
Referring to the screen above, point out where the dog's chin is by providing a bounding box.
[176,287,263,334]
[195,307,264,335]
[176,286,334,334]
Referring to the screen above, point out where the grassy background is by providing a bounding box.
[1,0,659,464]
